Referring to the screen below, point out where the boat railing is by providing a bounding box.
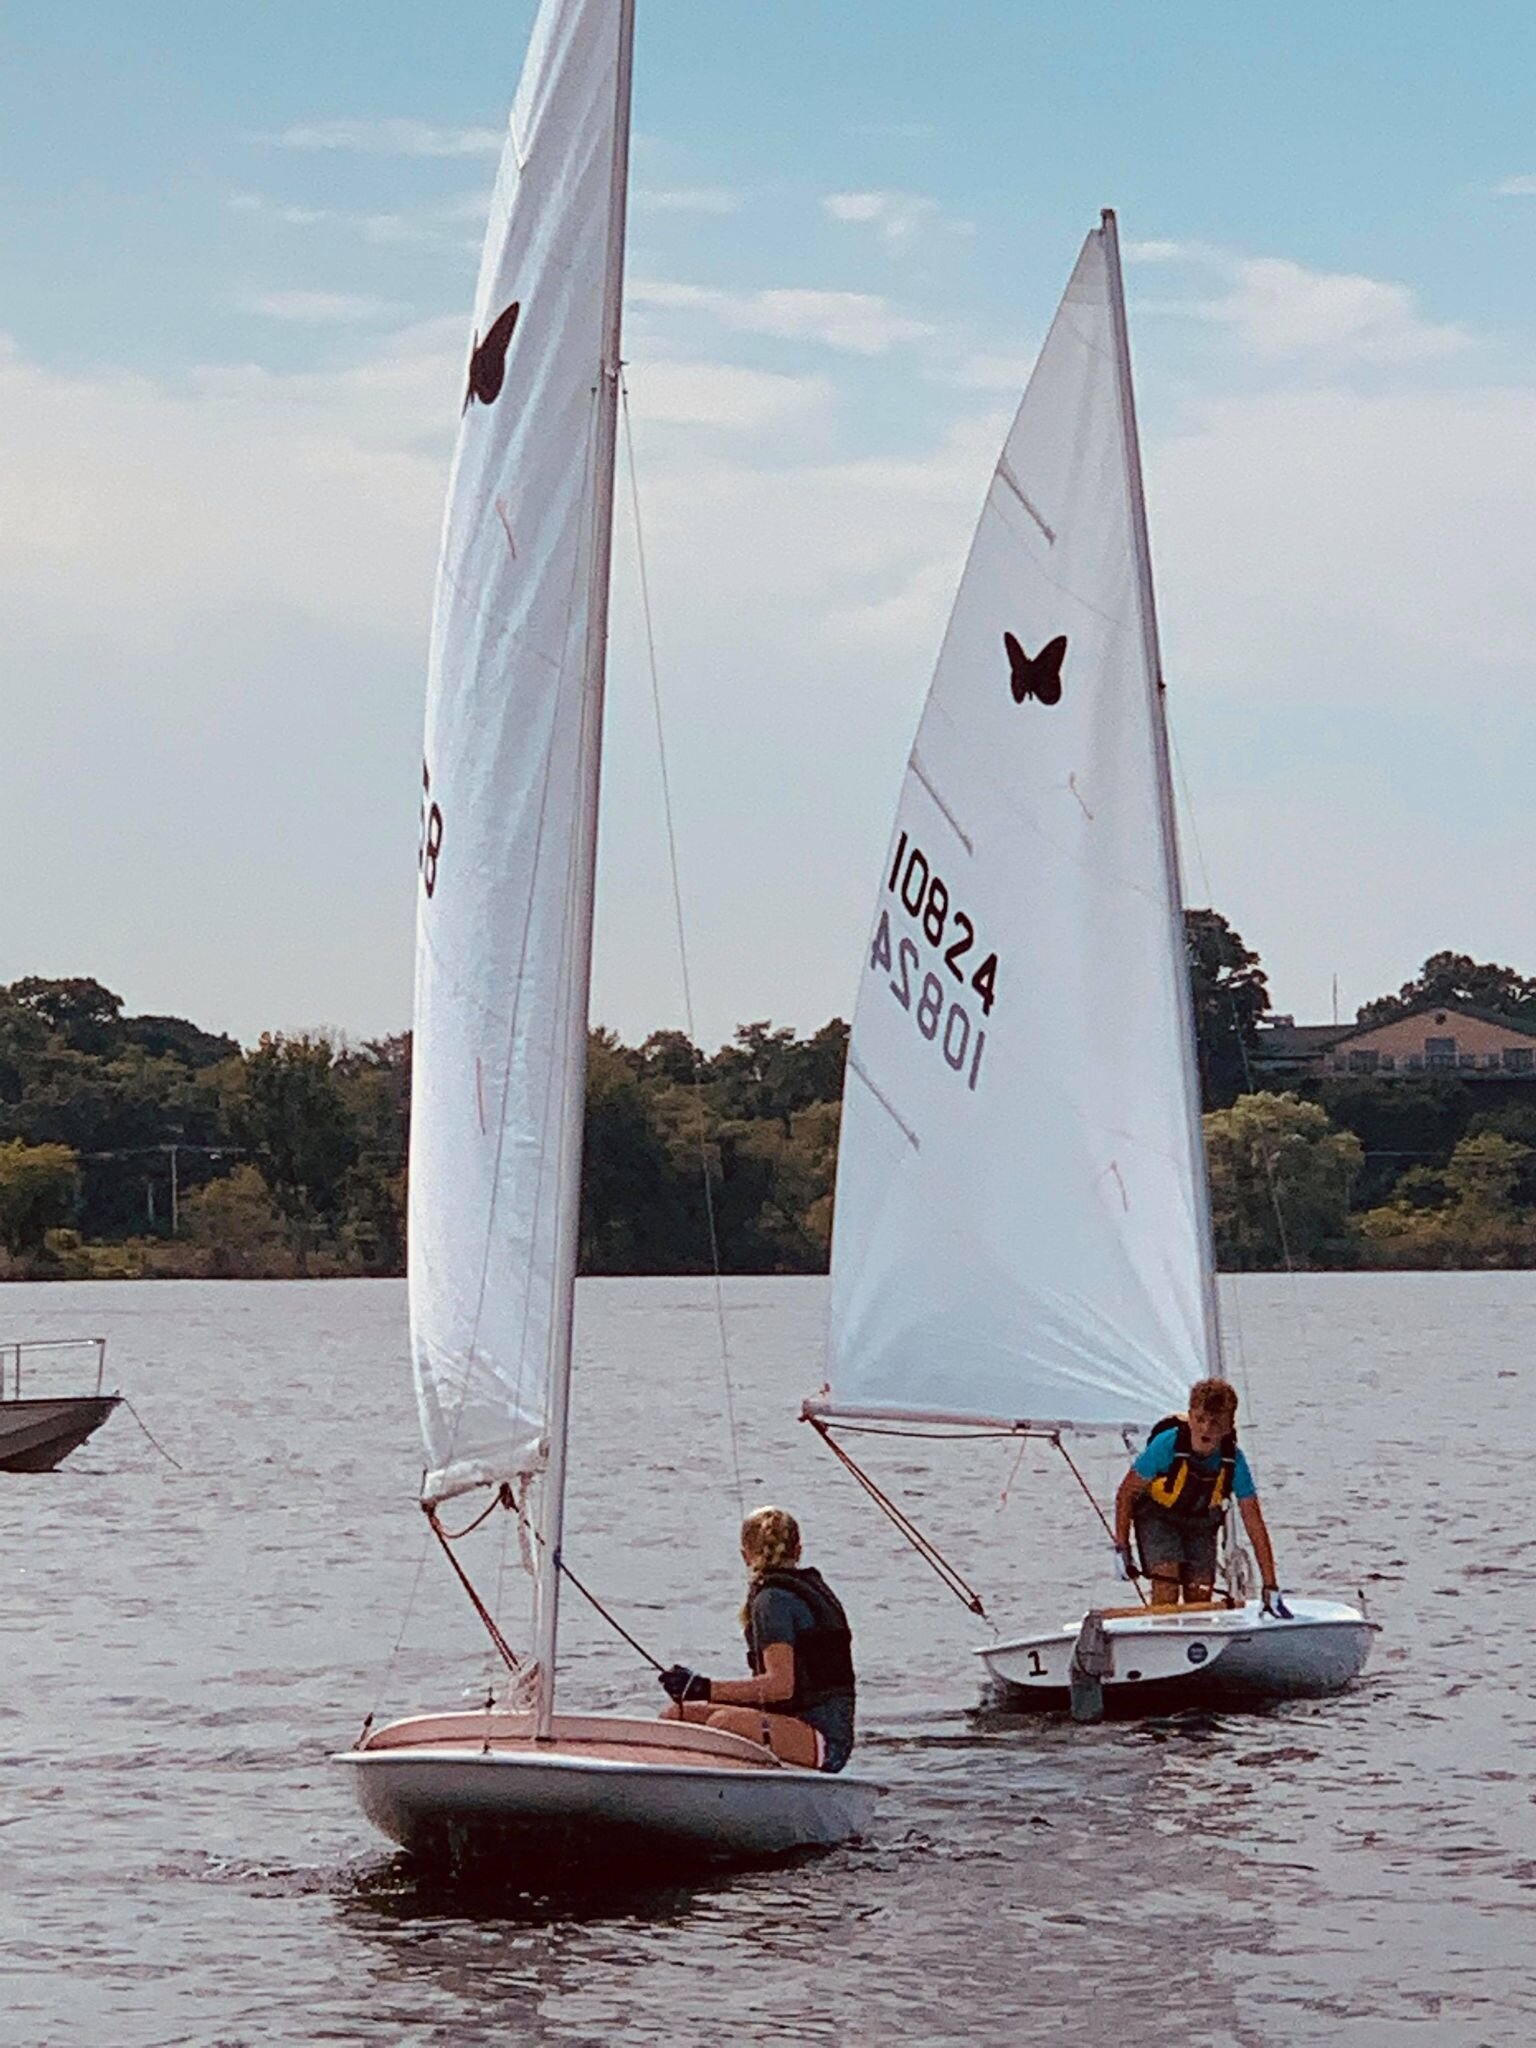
[0,1337,109,1401]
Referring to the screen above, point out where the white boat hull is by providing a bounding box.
[977,1596,1375,1709]
[338,1710,878,1876]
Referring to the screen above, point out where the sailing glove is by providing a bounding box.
[659,1665,712,1704]
[1260,1586,1294,1620]
[1112,1543,1139,1582]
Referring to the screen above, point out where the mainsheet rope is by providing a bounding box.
[428,1485,668,1676]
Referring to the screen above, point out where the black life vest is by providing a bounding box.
[744,1565,856,1715]
[1141,1412,1237,1524]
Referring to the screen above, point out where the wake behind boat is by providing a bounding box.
[336,0,874,1875]
[0,1338,119,1473]
[806,213,1372,1717]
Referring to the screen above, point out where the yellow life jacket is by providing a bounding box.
[1144,1413,1237,1522]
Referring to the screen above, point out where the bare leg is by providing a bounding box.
[658,1700,715,1725]
[1147,1568,1182,1608]
[703,1704,820,1769]
[1183,1576,1214,1605]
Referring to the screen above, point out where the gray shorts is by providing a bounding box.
[801,1696,855,1774]
[1133,1507,1219,1581]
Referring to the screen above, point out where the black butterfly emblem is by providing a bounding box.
[1004,630,1066,706]
[463,300,521,411]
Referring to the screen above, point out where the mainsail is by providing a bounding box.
[410,0,629,1505]
[822,214,1218,1435]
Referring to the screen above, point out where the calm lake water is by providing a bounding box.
[0,1273,1531,2047]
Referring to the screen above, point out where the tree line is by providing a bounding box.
[4,938,1536,1279]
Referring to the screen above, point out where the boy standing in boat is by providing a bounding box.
[1112,1377,1285,1611]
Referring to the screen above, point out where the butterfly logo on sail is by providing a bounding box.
[1004,631,1066,706]
[463,301,521,411]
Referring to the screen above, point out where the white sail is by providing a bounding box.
[823,217,1216,1434]
[409,0,627,1504]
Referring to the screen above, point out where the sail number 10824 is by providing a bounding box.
[869,832,998,1092]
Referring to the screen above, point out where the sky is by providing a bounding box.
[7,1,1536,1050]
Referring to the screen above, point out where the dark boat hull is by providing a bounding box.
[0,1396,120,1472]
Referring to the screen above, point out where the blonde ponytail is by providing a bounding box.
[739,1504,802,1627]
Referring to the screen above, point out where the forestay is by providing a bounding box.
[823,221,1216,1434]
[410,0,623,1503]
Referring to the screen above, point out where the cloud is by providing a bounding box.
[0,326,462,1039]
[844,122,938,141]
[1492,175,1536,196]
[229,193,334,228]
[228,188,487,252]
[244,290,406,324]
[265,117,501,157]
[5,217,1531,1043]
[823,189,974,245]
[945,351,1035,392]
[1211,257,1470,363]
[1133,239,1469,365]
[624,360,832,433]
[1153,381,1536,701]
[1125,238,1220,264]
[629,280,933,355]
[633,187,743,216]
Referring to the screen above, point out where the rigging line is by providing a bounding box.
[1167,721,1274,1426]
[434,1479,518,1542]
[619,372,745,1520]
[360,1497,439,1746]
[806,1416,987,1617]
[1052,1434,1149,1608]
[119,1397,183,1470]
[554,1552,666,1671]
[442,1483,664,1674]
[422,1502,525,1676]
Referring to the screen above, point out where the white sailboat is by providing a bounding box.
[807,212,1374,1713]
[337,0,874,1868]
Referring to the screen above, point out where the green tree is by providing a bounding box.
[1444,1129,1528,1213]
[1203,1092,1362,1269]
[4,976,125,1055]
[1185,910,1270,1110]
[123,1013,240,1068]
[1357,951,1536,1026]
[180,1164,290,1276]
[1312,1074,1470,1209]
[0,1139,80,1253]
[335,1033,410,1270]
[708,1018,849,1132]
[227,1034,357,1264]
[1359,1130,1536,1268]
[638,1030,702,1085]
[580,1029,693,1273]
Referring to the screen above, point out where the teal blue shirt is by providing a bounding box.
[1133,1428,1257,1500]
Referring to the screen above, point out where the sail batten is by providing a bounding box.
[409,0,629,1512]
[825,221,1213,1435]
